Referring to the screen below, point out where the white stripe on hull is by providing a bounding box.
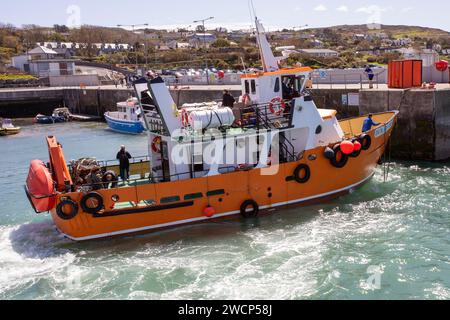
[62,173,375,241]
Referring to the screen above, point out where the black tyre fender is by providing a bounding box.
[240,200,259,218]
[360,134,372,151]
[331,144,349,168]
[80,192,104,214]
[293,164,311,184]
[56,199,79,220]
[349,139,362,158]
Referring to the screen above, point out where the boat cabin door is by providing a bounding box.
[161,141,171,182]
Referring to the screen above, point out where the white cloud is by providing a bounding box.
[314,4,328,12]
[401,7,414,13]
[356,5,388,14]
[337,6,349,12]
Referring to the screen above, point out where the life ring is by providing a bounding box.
[80,192,104,214]
[181,109,190,127]
[240,200,259,218]
[151,136,162,153]
[269,97,286,116]
[102,171,119,188]
[56,199,79,220]
[293,164,311,184]
[360,134,372,151]
[242,94,252,106]
[331,144,349,168]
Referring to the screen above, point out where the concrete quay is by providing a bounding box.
[0,84,449,161]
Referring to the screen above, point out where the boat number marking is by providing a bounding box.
[375,119,394,138]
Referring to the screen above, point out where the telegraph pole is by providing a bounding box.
[117,23,149,73]
[193,17,214,84]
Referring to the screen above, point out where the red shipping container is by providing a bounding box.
[388,60,422,88]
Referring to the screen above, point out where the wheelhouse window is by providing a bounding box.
[274,77,280,93]
[251,80,256,94]
[244,80,250,94]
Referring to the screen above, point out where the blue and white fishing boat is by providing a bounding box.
[105,98,146,134]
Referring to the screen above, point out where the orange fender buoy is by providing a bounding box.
[353,140,362,152]
[203,206,216,218]
[340,141,355,155]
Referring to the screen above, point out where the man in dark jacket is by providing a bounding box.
[222,90,236,108]
[116,145,132,181]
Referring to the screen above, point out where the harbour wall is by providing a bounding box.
[0,86,449,161]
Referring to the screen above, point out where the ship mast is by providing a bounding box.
[254,18,279,72]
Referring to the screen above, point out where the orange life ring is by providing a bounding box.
[269,97,286,116]
[181,109,190,127]
[151,136,162,153]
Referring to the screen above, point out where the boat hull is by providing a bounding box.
[105,114,146,134]
[48,112,397,241]
[0,127,21,136]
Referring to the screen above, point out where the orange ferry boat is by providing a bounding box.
[25,19,398,241]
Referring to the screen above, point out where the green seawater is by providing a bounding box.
[0,122,449,300]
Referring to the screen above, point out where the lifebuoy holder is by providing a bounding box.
[269,97,286,116]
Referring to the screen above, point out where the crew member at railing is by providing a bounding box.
[362,114,381,133]
[116,145,132,182]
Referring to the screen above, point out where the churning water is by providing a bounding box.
[0,123,449,300]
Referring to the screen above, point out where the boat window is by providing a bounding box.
[244,80,250,94]
[274,77,280,93]
[160,196,181,204]
[184,193,204,201]
[251,80,256,94]
[297,76,306,91]
[206,189,225,197]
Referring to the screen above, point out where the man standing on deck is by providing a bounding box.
[222,90,236,108]
[362,114,381,133]
[117,145,132,181]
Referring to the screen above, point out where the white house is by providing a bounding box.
[12,46,76,77]
[298,49,339,57]
[188,33,217,49]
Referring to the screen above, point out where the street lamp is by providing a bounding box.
[193,16,214,84]
[117,23,149,73]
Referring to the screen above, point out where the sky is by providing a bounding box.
[0,0,449,32]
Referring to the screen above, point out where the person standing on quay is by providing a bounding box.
[117,145,132,182]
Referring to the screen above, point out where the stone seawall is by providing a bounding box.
[360,89,450,161]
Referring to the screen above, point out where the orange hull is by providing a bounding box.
[48,113,397,241]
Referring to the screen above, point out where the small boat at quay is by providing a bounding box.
[104,98,146,135]
[24,18,398,241]
[34,108,71,124]
[0,118,21,136]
